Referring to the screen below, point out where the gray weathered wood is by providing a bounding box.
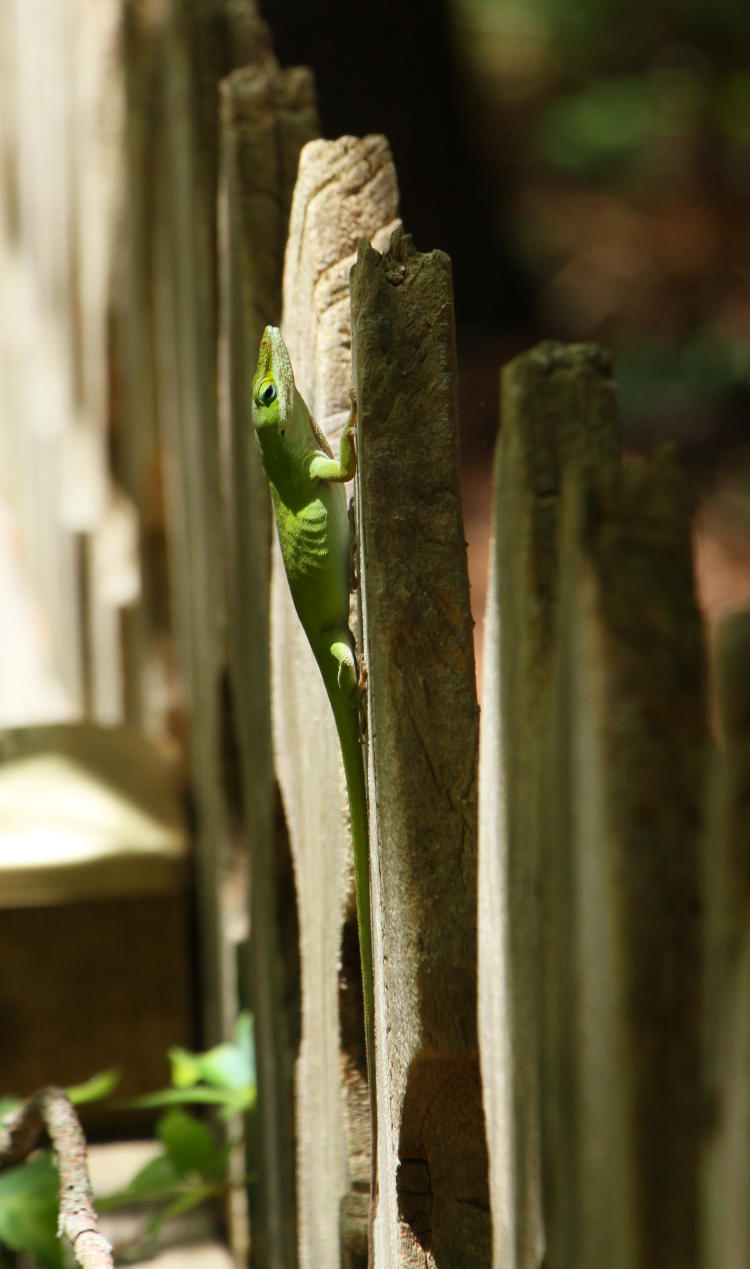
[114,1,173,734]
[0,0,129,724]
[544,447,706,1269]
[217,60,318,1269]
[273,134,399,1269]
[478,342,620,1269]
[350,228,487,1268]
[704,608,750,1269]
[151,0,276,1043]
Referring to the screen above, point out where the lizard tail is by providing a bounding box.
[331,691,375,1079]
[326,669,377,1256]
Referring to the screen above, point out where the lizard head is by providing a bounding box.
[251,326,295,437]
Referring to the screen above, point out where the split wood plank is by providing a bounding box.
[351,227,488,1268]
[273,134,399,1269]
[218,58,318,1269]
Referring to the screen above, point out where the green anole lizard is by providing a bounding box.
[251,326,375,1240]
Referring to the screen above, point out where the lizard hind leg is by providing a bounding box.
[328,633,360,703]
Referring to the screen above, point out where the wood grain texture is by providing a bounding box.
[218,58,318,1269]
[478,342,620,1269]
[545,446,706,1269]
[151,0,281,1046]
[350,228,487,1268]
[274,134,399,1269]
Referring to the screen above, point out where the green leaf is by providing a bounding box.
[156,1109,221,1179]
[169,1012,256,1094]
[67,1068,121,1106]
[122,1085,254,1111]
[96,1152,180,1210]
[118,1012,256,1123]
[147,1180,218,1235]
[0,1154,63,1269]
[170,1041,248,1091]
[167,1049,203,1089]
[168,1047,245,1093]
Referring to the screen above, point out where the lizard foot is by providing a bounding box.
[357,653,368,693]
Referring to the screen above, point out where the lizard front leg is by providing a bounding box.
[309,395,357,483]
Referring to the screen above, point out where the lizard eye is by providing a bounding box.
[259,382,277,406]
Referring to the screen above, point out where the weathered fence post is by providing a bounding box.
[351,228,489,1267]
[271,135,398,1269]
[704,608,750,1269]
[217,58,318,1269]
[115,1,174,733]
[478,343,620,1269]
[150,0,283,1042]
[543,446,706,1269]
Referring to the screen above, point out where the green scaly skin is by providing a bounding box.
[251,326,375,1214]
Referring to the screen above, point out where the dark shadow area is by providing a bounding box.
[398,1054,491,1267]
[259,0,534,327]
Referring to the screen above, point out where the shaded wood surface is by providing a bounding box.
[543,447,706,1269]
[151,0,265,1044]
[149,0,303,1051]
[0,890,193,1135]
[351,229,488,1268]
[478,342,620,1269]
[705,609,750,1269]
[218,58,318,1269]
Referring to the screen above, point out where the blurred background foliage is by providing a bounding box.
[450,0,750,474]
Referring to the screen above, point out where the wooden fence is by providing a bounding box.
[3,2,750,1268]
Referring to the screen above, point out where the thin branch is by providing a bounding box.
[0,1086,114,1269]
